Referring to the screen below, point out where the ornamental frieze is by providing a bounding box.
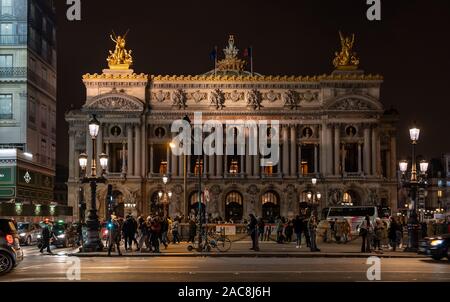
[189,90,208,103]
[247,89,263,110]
[263,90,280,103]
[225,90,244,103]
[84,94,144,112]
[283,90,301,110]
[172,89,188,110]
[210,89,226,110]
[329,98,375,111]
[152,90,170,103]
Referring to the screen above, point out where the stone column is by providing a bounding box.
[96,125,103,175]
[171,143,177,177]
[358,143,363,174]
[209,154,214,177]
[121,142,127,175]
[240,154,245,174]
[334,125,340,175]
[178,150,183,177]
[298,144,302,176]
[127,126,134,176]
[326,125,333,176]
[203,154,208,176]
[320,125,326,175]
[341,144,346,175]
[372,126,377,176]
[86,130,92,175]
[253,153,260,177]
[68,130,75,179]
[74,150,80,178]
[390,135,397,180]
[245,131,252,177]
[282,126,289,177]
[150,144,154,175]
[141,121,146,178]
[290,125,297,177]
[363,126,371,175]
[314,144,319,175]
[134,125,141,177]
[216,153,223,178]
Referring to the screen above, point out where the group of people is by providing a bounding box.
[106,214,183,256]
[248,214,322,252]
[359,215,404,253]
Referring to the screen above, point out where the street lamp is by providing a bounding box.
[399,124,428,252]
[78,114,108,252]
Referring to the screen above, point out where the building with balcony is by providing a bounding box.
[0,0,60,215]
[66,34,399,222]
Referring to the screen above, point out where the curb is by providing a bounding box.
[68,252,425,259]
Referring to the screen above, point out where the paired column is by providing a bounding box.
[290,126,297,177]
[282,126,289,177]
[314,144,319,175]
[134,126,141,177]
[127,126,134,176]
[245,130,252,177]
[358,143,363,174]
[149,144,154,175]
[334,125,341,175]
[363,126,371,175]
[341,143,346,175]
[320,125,326,175]
[96,125,103,175]
[208,154,215,177]
[121,142,127,175]
[171,143,177,177]
[372,126,378,176]
[326,125,333,176]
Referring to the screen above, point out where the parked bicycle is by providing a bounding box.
[187,228,232,252]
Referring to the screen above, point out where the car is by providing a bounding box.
[0,218,24,275]
[51,221,79,248]
[420,234,450,261]
[17,222,42,246]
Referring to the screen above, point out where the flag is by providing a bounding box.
[243,47,253,58]
[209,46,218,61]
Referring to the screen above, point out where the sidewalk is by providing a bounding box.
[70,238,424,258]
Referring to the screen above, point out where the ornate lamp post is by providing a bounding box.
[307,178,322,216]
[78,115,108,252]
[159,175,172,217]
[399,125,428,252]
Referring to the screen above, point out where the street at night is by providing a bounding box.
[0,245,448,282]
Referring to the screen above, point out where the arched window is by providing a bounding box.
[225,191,243,222]
[261,191,280,222]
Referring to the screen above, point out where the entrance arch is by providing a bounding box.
[111,190,125,218]
[261,191,280,222]
[343,189,362,206]
[149,191,164,216]
[188,191,205,218]
[225,191,243,223]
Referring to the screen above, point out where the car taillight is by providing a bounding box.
[6,234,14,245]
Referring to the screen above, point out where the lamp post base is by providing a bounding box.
[404,219,420,253]
[80,210,104,252]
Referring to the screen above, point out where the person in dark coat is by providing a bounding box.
[188,219,197,243]
[302,216,311,248]
[285,219,294,243]
[122,215,135,251]
[248,214,259,251]
[108,216,122,256]
[388,216,399,251]
[39,221,54,254]
[257,218,265,242]
[293,215,304,248]
[160,216,169,249]
[150,216,162,253]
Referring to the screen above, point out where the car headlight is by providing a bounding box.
[430,240,444,247]
[57,234,66,239]
[19,233,26,237]
[37,235,42,239]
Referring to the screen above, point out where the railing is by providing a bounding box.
[0,67,26,78]
[0,35,27,45]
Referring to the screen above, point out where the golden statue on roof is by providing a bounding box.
[107,31,133,70]
[216,35,246,71]
[333,31,360,70]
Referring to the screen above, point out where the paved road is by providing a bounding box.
[1,246,449,282]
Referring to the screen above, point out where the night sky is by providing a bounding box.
[55,0,450,167]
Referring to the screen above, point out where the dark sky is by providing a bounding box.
[55,0,450,167]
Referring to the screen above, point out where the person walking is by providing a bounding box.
[39,221,54,254]
[276,217,285,244]
[160,216,169,249]
[257,218,265,242]
[264,222,272,241]
[248,214,259,251]
[107,216,122,256]
[122,215,134,251]
[303,216,311,248]
[388,216,399,251]
[342,219,351,244]
[285,219,294,243]
[188,218,197,243]
[172,217,180,244]
[150,216,162,253]
[335,220,344,243]
[293,215,304,249]
[359,215,373,253]
[373,218,384,252]
[308,214,320,252]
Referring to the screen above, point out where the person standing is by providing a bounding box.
[308,214,320,252]
[293,215,304,249]
[188,218,197,243]
[373,218,384,252]
[150,216,162,253]
[359,215,373,253]
[172,217,180,244]
[248,214,259,251]
[160,216,169,249]
[388,216,399,251]
[39,221,54,254]
[108,216,122,256]
[257,218,265,242]
[122,215,133,251]
[285,219,294,243]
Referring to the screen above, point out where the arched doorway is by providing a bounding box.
[343,190,361,206]
[225,191,243,223]
[188,191,205,219]
[261,191,280,222]
[150,191,164,216]
[111,190,125,218]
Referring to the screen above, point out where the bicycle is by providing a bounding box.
[187,229,232,252]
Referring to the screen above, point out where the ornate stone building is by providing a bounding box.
[66,34,399,222]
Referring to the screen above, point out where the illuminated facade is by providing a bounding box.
[66,34,399,222]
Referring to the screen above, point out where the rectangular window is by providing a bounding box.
[0,23,13,44]
[1,0,13,15]
[40,104,47,129]
[50,110,56,133]
[0,94,13,119]
[0,54,13,67]
[29,99,36,124]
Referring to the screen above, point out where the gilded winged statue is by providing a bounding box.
[333,31,360,69]
[107,31,133,69]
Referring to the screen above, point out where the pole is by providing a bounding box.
[405,142,419,252]
[184,153,187,221]
[198,155,203,251]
